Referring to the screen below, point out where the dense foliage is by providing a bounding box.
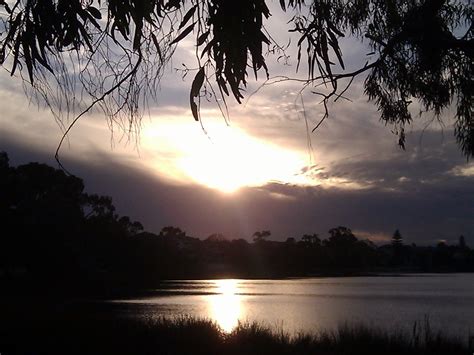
[0,1,472,155]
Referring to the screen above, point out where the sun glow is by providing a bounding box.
[142,118,311,193]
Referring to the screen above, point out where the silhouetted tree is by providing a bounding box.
[321,226,378,268]
[0,151,13,213]
[84,194,116,219]
[0,158,87,280]
[159,226,187,239]
[253,230,271,243]
[118,216,144,236]
[205,233,227,242]
[301,234,321,247]
[390,229,406,266]
[1,1,472,156]
[324,226,358,248]
[0,151,8,170]
[392,229,403,247]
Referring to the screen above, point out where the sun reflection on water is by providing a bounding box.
[208,279,242,333]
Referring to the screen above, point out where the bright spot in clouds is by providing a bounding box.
[142,116,313,193]
[450,164,474,177]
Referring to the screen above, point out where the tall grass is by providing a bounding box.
[0,314,470,355]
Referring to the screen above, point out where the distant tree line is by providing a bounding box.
[1,153,473,295]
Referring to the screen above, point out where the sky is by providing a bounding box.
[1,4,473,245]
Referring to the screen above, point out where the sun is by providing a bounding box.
[177,123,308,192]
[142,118,311,193]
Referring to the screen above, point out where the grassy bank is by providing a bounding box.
[1,313,470,355]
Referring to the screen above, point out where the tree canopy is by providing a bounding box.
[1,0,472,156]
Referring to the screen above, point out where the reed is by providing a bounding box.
[1,315,469,355]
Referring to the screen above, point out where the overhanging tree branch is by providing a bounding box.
[0,0,472,157]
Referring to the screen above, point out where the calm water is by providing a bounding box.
[108,274,474,335]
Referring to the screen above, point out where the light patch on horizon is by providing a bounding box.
[318,176,373,190]
[450,164,474,177]
[300,165,374,190]
[354,230,392,244]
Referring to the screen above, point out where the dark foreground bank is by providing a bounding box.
[1,314,470,355]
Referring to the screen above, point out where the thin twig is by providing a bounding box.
[55,52,143,174]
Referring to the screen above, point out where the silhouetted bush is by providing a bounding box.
[0,315,469,355]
